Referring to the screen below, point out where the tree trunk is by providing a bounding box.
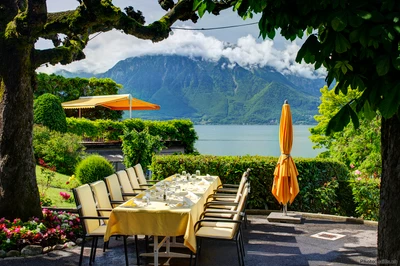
[0,41,42,220]
[379,115,400,264]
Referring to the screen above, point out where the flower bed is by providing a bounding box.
[0,209,82,252]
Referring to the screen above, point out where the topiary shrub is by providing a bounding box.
[34,93,67,132]
[75,154,114,184]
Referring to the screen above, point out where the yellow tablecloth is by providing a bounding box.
[104,176,221,252]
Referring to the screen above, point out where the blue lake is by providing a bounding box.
[193,125,323,158]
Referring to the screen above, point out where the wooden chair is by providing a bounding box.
[73,184,129,266]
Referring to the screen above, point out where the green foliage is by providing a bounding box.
[33,125,86,175]
[196,0,400,130]
[36,73,123,120]
[121,127,163,170]
[151,155,354,216]
[310,86,381,177]
[75,154,114,185]
[66,117,198,153]
[33,93,67,133]
[350,177,380,221]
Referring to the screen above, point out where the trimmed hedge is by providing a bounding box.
[150,155,356,216]
[75,154,115,185]
[34,93,67,133]
[66,118,198,153]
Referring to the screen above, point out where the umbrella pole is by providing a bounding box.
[283,204,287,216]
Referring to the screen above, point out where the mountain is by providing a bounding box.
[57,55,326,124]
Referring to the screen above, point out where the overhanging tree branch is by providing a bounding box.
[36,0,202,67]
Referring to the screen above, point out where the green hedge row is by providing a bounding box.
[150,155,356,216]
[66,118,198,153]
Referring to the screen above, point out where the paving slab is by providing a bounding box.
[0,215,377,266]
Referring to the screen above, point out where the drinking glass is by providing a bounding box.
[196,170,201,176]
[182,171,186,176]
[142,196,148,206]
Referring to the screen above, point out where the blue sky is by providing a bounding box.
[37,0,325,79]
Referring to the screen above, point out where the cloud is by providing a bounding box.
[37,29,326,79]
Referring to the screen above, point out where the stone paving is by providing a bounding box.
[0,215,377,266]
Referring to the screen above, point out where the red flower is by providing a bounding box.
[59,192,71,200]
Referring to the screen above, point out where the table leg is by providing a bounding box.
[154,235,159,266]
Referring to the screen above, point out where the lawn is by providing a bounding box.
[36,166,77,208]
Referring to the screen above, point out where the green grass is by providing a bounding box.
[36,166,78,208]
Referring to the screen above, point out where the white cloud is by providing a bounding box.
[37,29,326,79]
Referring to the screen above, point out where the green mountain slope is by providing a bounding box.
[89,55,324,124]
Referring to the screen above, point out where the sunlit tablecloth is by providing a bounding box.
[104,175,221,252]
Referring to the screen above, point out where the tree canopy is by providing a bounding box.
[36,73,124,120]
[310,86,381,177]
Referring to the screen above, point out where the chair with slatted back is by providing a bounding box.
[73,184,130,266]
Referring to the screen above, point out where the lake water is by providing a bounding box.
[194,125,323,158]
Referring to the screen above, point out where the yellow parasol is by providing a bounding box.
[272,100,299,214]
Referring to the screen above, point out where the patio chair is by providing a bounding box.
[194,184,249,266]
[194,208,245,266]
[134,163,159,187]
[90,180,121,218]
[90,180,141,265]
[125,167,147,193]
[116,170,141,196]
[202,185,249,221]
[213,168,251,195]
[104,173,134,202]
[73,184,130,266]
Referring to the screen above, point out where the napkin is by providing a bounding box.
[184,191,200,205]
[198,179,210,186]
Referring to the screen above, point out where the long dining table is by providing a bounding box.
[104,174,221,265]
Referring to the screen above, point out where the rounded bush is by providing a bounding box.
[34,93,67,132]
[75,155,114,184]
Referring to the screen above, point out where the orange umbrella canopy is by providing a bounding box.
[62,94,160,111]
[271,101,299,205]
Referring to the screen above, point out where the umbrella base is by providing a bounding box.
[267,211,303,224]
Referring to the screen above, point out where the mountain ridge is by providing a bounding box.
[57,55,326,124]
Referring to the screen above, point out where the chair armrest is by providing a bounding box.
[139,184,153,187]
[110,200,125,204]
[80,216,109,220]
[204,201,238,208]
[200,210,238,219]
[222,184,239,188]
[214,188,238,193]
[194,218,242,231]
[122,192,139,196]
[96,208,113,211]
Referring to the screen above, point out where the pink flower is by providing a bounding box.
[59,192,71,200]
[355,170,361,175]
[350,164,355,169]
[357,177,362,181]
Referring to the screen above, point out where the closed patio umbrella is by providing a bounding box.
[271,100,299,215]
